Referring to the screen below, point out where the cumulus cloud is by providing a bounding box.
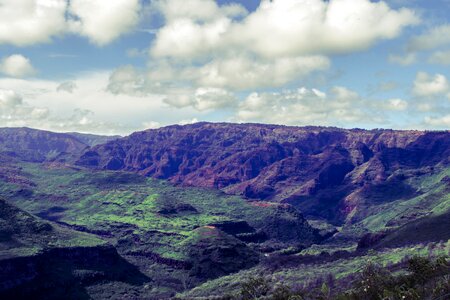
[107,65,149,96]
[154,0,247,23]
[153,0,418,59]
[0,89,23,110]
[0,0,67,46]
[0,55,36,78]
[68,0,141,46]
[0,0,141,47]
[408,24,450,52]
[147,0,418,92]
[413,72,449,98]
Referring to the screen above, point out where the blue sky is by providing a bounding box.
[0,0,449,135]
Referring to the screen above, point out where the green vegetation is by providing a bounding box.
[0,162,303,297]
[179,243,450,298]
[1,162,449,299]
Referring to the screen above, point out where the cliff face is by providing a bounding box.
[74,123,450,223]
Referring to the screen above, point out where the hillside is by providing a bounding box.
[0,198,149,299]
[74,123,450,224]
[0,127,118,162]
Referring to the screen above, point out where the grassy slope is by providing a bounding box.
[179,242,450,298]
[178,166,450,298]
[4,163,281,255]
[0,198,105,260]
[0,162,294,297]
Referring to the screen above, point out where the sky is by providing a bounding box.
[0,0,450,135]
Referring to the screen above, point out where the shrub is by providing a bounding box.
[240,276,270,300]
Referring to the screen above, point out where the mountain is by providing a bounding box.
[74,122,450,224]
[0,127,120,163]
[0,127,88,162]
[0,124,448,299]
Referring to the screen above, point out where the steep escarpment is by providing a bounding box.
[75,123,450,223]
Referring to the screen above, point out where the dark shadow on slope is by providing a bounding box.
[0,245,151,300]
[374,211,450,249]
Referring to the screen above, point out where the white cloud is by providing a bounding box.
[193,55,330,90]
[141,121,161,130]
[107,65,237,111]
[68,0,141,46]
[154,0,247,23]
[231,0,419,58]
[0,0,141,47]
[0,73,209,135]
[408,24,450,52]
[424,115,450,128]
[0,55,36,78]
[393,24,450,66]
[152,0,419,60]
[235,87,374,126]
[107,65,150,96]
[147,56,330,91]
[383,98,408,111]
[0,89,23,110]
[0,89,50,124]
[152,0,419,58]
[178,118,199,125]
[163,87,237,111]
[0,0,67,46]
[413,72,449,98]
[428,50,450,65]
[388,52,416,66]
[148,0,418,92]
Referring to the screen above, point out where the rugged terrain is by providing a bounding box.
[75,123,449,224]
[0,123,448,299]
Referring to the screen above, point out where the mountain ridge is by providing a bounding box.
[71,122,449,224]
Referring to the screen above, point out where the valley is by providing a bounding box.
[0,124,449,299]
